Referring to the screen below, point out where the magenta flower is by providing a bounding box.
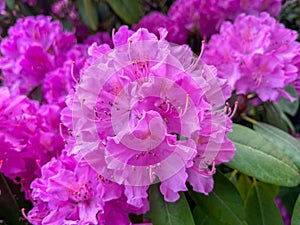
[0,0,5,14]
[26,149,148,225]
[275,197,291,225]
[68,26,235,205]
[0,87,64,199]
[0,15,76,95]
[51,0,78,23]
[42,32,112,107]
[167,0,282,40]
[203,13,300,102]
[133,11,188,44]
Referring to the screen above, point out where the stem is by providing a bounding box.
[229,170,238,181]
[241,114,258,124]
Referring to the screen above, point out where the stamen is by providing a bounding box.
[207,159,216,176]
[225,102,232,115]
[149,165,156,183]
[21,208,42,222]
[228,101,238,119]
[59,123,67,143]
[183,94,190,115]
[255,72,263,87]
[80,99,103,123]
[185,39,205,72]
[71,61,79,84]
[199,39,206,58]
[35,159,41,169]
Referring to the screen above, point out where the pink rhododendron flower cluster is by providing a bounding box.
[0,15,76,95]
[203,12,300,102]
[0,15,112,108]
[0,87,64,199]
[67,26,235,206]
[26,148,148,225]
[134,0,282,44]
[51,0,78,23]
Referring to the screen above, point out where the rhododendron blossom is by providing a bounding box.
[203,12,300,102]
[0,87,64,199]
[0,15,76,95]
[68,26,235,205]
[26,148,148,225]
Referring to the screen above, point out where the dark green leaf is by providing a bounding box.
[276,86,299,116]
[5,0,14,9]
[237,174,253,201]
[263,102,295,133]
[106,0,142,24]
[227,124,300,186]
[258,182,279,199]
[292,194,300,225]
[253,122,300,170]
[76,0,99,30]
[149,183,195,225]
[264,101,287,131]
[279,186,300,214]
[0,174,31,225]
[245,182,284,225]
[193,206,227,225]
[189,172,247,225]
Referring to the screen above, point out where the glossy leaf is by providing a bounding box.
[193,206,227,225]
[292,194,300,225]
[263,102,295,133]
[76,0,99,30]
[189,172,247,225]
[254,122,300,170]
[227,124,300,186]
[245,182,284,225]
[276,86,299,116]
[106,0,142,24]
[149,183,195,225]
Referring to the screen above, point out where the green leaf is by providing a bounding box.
[264,102,288,132]
[258,182,279,199]
[149,183,195,225]
[292,194,300,225]
[189,172,247,225]
[237,174,253,201]
[277,86,299,116]
[76,0,99,30]
[263,102,295,133]
[106,0,142,24]
[245,182,284,225]
[227,124,300,186]
[0,174,31,225]
[193,206,227,225]
[253,122,300,170]
[5,0,15,9]
[279,186,300,214]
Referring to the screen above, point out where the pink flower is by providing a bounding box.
[0,15,76,95]
[0,87,64,199]
[26,149,147,225]
[133,11,188,44]
[203,13,300,102]
[0,0,5,14]
[68,26,234,205]
[167,0,282,40]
